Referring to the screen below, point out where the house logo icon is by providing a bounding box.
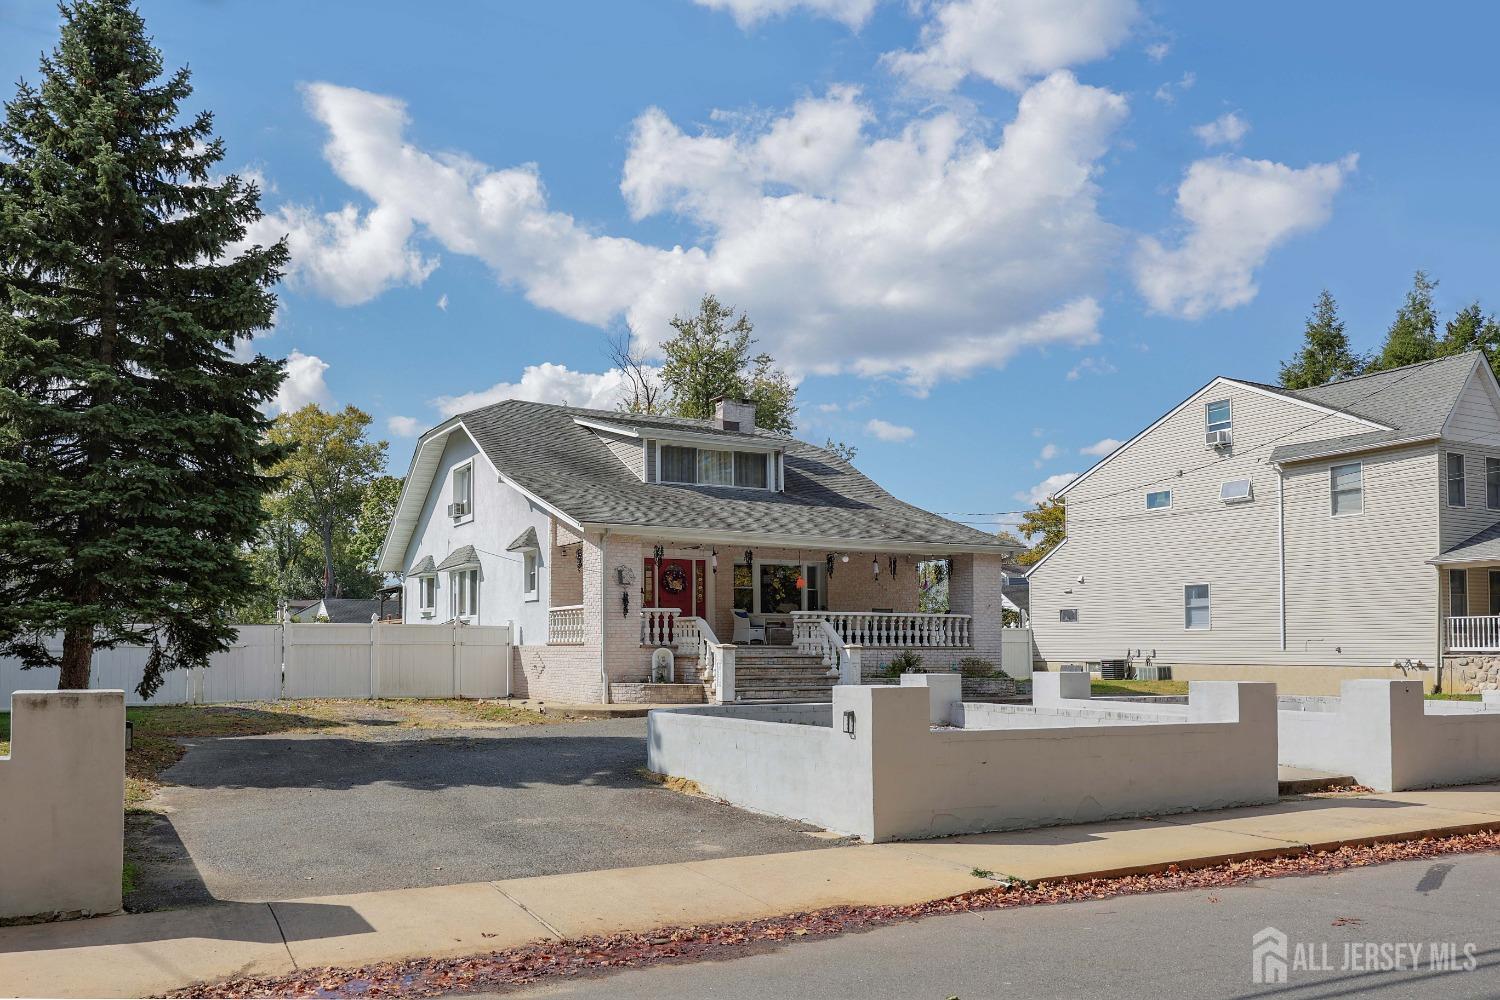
[1252,926,1289,984]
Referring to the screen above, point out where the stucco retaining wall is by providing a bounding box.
[648,680,1277,842]
[0,691,125,922]
[1278,680,1500,792]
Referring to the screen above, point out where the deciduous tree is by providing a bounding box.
[660,294,799,433]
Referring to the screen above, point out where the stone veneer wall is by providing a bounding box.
[1444,655,1500,693]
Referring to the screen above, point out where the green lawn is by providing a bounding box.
[1090,679,1189,697]
[1427,691,1482,701]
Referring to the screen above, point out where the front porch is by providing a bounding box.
[1439,564,1500,692]
[538,531,1007,704]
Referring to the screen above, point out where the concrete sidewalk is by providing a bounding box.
[8,784,1500,999]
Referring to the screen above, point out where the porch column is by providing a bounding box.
[948,552,1005,659]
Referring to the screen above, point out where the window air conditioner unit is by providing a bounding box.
[1205,429,1232,448]
[448,501,468,517]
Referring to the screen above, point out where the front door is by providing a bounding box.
[646,558,704,618]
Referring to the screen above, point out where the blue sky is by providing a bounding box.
[5,1,1500,533]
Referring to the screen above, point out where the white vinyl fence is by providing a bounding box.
[1,623,511,709]
[284,623,511,700]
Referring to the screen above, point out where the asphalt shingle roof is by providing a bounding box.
[436,545,479,571]
[409,555,436,576]
[315,598,383,623]
[456,400,1011,551]
[1263,353,1479,463]
[506,527,540,551]
[1432,521,1500,565]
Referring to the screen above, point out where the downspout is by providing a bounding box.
[599,526,612,704]
[1277,465,1286,651]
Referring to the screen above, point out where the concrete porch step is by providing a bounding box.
[735,690,835,703]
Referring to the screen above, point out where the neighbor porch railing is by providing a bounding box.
[547,605,585,645]
[792,611,972,648]
[1446,615,1500,652]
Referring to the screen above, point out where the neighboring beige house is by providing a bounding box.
[1028,351,1500,695]
[379,398,1019,704]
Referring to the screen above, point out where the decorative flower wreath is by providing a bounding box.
[661,564,689,594]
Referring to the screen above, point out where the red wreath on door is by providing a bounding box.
[660,564,689,594]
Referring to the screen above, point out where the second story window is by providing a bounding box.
[1331,461,1362,516]
[1487,458,1500,509]
[1145,489,1172,510]
[1205,400,1232,434]
[660,445,771,489]
[450,462,473,519]
[1448,453,1466,507]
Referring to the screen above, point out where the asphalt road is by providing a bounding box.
[127,718,845,907]
[505,852,1500,1000]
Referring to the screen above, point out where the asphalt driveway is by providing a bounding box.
[127,718,847,909]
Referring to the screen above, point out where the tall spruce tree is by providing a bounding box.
[0,0,287,694]
[1278,289,1363,389]
[1439,302,1500,378]
[1369,271,1441,372]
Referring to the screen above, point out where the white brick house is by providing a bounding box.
[379,398,1019,704]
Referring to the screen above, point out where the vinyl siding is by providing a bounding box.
[1438,364,1500,551]
[593,429,645,480]
[1282,445,1437,665]
[1030,380,1432,668]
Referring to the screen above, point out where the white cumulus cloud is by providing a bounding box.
[693,0,877,28]
[1133,153,1357,319]
[1034,442,1059,467]
[431,363,656,417]
[865,418,916,442]
[1193,112,1250,149]
[387,415,423,437]
[269,350,332,415]
[1016,471,1078,505]
[1080,437,1123,456]
[885,0,1139,92]
[260,74,1126,390]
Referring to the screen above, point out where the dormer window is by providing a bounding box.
[660,445,771,489]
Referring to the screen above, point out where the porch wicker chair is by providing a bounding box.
[732,609,766,645]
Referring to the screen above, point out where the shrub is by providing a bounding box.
[959,657,997,678]
[883,650,925,678]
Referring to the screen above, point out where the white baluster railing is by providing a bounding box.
[640,607,680,647]
[1446,615,1500,651]
[792,611,973,649]
[547,605,585,645]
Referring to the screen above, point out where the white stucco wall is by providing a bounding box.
[0,691,125,921]
[648,681,1278,842]
[399,429,553,644]
[1279,680,1500,792]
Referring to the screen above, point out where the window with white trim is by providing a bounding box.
[1184,584,1211,630]
[1220,478,1252,503]
[1205,400,1232,434]
[523,551,539,601]
[418,575,436,617]
[1330,462,1362,516]
[451,461,473,519]
[1488,457,1500,510]
[659,445,771,488]
[1145,489,1172,510]
[451,568,479,620]
[1448,453,1466,507]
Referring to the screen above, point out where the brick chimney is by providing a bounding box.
[713,397,757,432]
